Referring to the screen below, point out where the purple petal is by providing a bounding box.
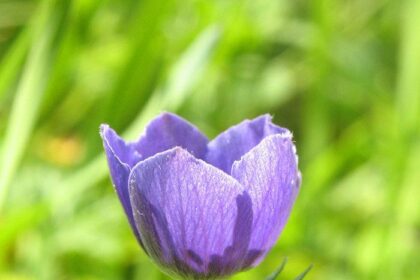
[129,148,258,278]
[231,134,300,266]
[100,124,143,246]
[135,112,208,160]
[100,124,141,167]
[100,113,208,254]
[205,115,288,174]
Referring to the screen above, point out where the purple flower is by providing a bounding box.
[100,113,301,279]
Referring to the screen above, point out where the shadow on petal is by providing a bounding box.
[207,192,263,277]
[136,191,263,279]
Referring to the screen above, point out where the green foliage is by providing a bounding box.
[0,0,419,279]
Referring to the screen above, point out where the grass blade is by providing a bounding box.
[0,30,29,103]
[266,257,288,280]
[0,0,55,211]
[294,264,313,280]
[396,0,420,133]
[124,25,220,138]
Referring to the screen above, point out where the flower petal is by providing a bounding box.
[205,115,289,174]
[100,124,141,167]
[135,112,208,161]
[100,124,144,247]
[129,148,259,278]
[231,134,300,265]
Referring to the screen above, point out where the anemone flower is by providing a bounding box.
[100,112,301,279]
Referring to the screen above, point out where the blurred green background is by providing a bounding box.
[0,0,419,279]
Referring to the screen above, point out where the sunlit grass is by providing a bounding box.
[0,0,419,279]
